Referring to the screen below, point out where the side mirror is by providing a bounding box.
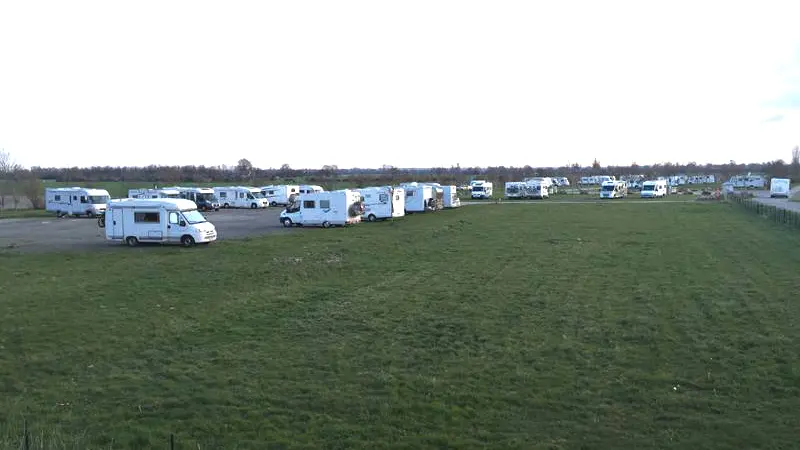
[179,220,187,227]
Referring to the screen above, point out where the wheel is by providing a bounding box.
[270,201,277,207]
[322,221,331,228]
[126,236,139,247]
[250,203,257,209]
[97,217,105,228]
[224,203,230,208]
[181,235,195,247]
[86,210,95,218]
[368,214,377,222]
[282,218,293,228]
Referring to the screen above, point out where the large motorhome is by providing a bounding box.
[640,180,668,198]
[470,180,493,199]
[441,185,461,208]
[127,188,181,199]
[213,186,268,209]
[729,174,766,189]
[164,186,221,211]
[403,183,443,213]
[600,180,628,199]
[260,185,300,207]
[505,181,525,199]
[279,190,364,228]
[298,185,324,195]
[100,198,217,247]
[357,186,405,221]
[770,178,791,198]
[45,187,110,217]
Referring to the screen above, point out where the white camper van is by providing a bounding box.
[441,185,461,208]
[640,180,667,198]
[100,198,217,247]
[45,187,111,217]
[357,186,405,221]
[213,186,268,209]
[403,183,444,213]
[298,185,324,195]
[279,190,364,228]
[505,182,525,199]
[600,180,628,199]
[470,180,493,199]
[770,178,791,198]
[127,188,181,199]
[165,186,221,211]
[260,185,300,207]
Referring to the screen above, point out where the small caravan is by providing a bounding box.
[213,186,268,209]
[470,180,493,199]
[298,185,324,195]
[45,187,110,217]
[279,190,364,228]
[260,185,300,207]
[600,180,628,199]
[403,183,443,213]
[100,198,217,247]
[640,180,667,198]
[128,188,181,199]
[165,186,220,211]
[357,186,405,221]
[441,185,461,208]
[505,182,525,199]
[770,178,791,198]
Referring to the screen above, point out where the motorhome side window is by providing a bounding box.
[407,191,414,197]
[219,192,227,198]
[134,212,160,223]
[320,200,330,209]
[168,212,179,224]
[54,195,61,201]
[80,196,87,203]
[303,200,315,209]
[379,193,388,202]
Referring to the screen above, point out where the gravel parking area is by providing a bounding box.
[0,208,288,254]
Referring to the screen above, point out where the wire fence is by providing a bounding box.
[7,420,180,450]
[727,193,800,229]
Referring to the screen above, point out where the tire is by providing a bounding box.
[181,235,195,247]
[126,236,139,247]
[322,221,331,229]
[282,218,293,228]
[97,217,105,228]
[250,203,257,209]
[224,203,230,208]
[368,214,377,222]
[270,201,277,207]
[86,210,95,218]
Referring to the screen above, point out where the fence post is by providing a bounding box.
[23,419,29,450]
[170,433,175,450]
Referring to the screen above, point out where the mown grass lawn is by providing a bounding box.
[1,202,799,449]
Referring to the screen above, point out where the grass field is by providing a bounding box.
[2,203,800,449]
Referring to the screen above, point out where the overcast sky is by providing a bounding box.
[1,0,799,170]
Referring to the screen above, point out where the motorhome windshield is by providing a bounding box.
[89,195,109,203]
[472,186,485,192]
[507,186,520,193]
[642,185,654,191]
[197,193,217,202]
[601,185,615,191]
[182,210,207,224]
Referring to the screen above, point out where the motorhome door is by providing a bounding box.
[109,208,124,239]
[166,210,187,242]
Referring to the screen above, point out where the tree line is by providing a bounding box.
[2,149,799,209]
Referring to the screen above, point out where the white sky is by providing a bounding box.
[1,0,799,170]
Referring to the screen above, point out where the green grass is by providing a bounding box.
[2,203,800,449]
[0,209,52,220]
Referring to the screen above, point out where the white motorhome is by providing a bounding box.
[260,185,300,207]
[213,186,268,209]
[45,187,110,217]
[640,180,668,198]
[165,186,221,211]
[526,182,550,199]
[357,186,405,221]
[525,177,556,195]
[279,190,364,228]
[100,198,217,247]
[505,182,525,199]
[770,178,791,198]
[729,174,766,189]
[470,180,493,199]
[127,188,181,199]
[441,185,461,208]
[600,180,628,199]
[298,185,324,195]
[403,183,443,213]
